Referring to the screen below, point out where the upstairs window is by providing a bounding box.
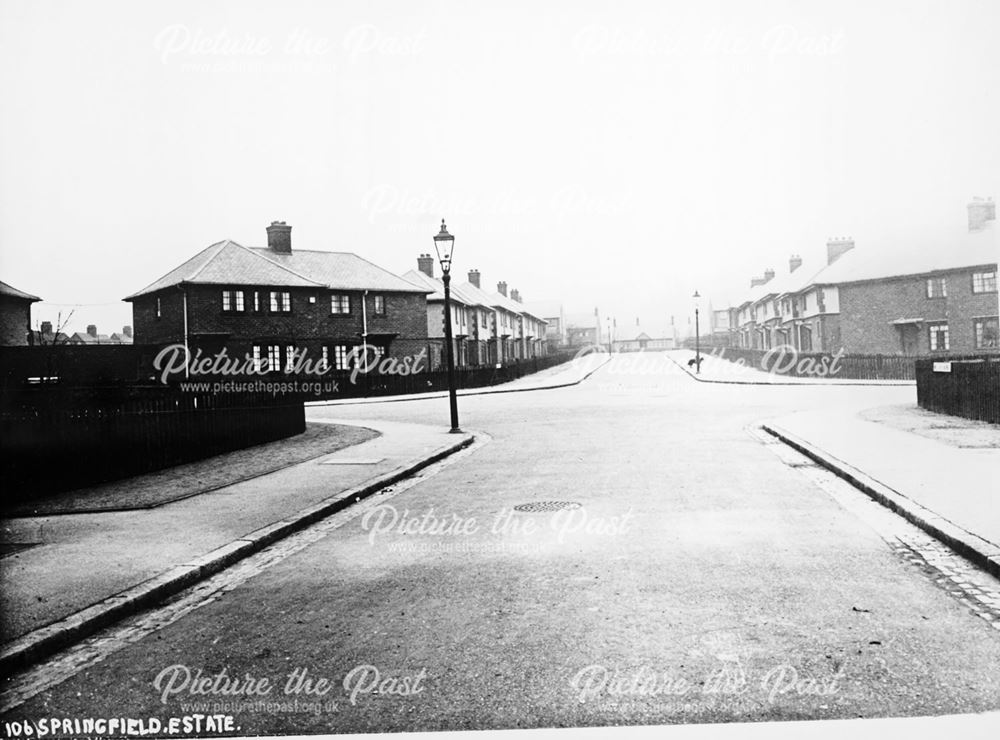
[331,294,351,314]
[253,291,260,312]
[926,277,947,298]
[972,271,997,294]
[373,295,386,316]
[222,290,244,312]
[269,291,291,313]
[156,297,162,319]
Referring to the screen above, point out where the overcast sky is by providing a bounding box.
[1,0,998,336]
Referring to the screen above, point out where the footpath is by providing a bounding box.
[664,348,998,576]
[0,353,608,674]
[0,419,474,674]
[763,403,1000,577]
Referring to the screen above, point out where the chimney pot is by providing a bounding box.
[266,221,292,253]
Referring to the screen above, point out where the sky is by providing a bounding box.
[1,0,998,336]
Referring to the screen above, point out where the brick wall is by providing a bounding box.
[839,266,998,354]
[0,298,31,346]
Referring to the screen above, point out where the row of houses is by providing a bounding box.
[2,222,554,373]
[723,198,999,356]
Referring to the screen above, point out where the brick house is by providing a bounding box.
[1,281,41,346]
[67,325,134,345]
[729,199,998,355]
[456,271,548,365]
[402,255,486,369]
[125,222,431,375]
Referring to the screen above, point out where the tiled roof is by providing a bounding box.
[487,292,547,322]
[806,224,997,285]
[401,270,479,305]
[0,280,41,302]
[125,241,427,299]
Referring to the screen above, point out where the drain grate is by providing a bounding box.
[513,501,582,513]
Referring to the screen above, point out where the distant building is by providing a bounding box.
[565,309,602,347]
[612,319,676,352]
[526,300,566,347]
[67,325,133,345]
[28,321,70,346]
[0,281,41,346]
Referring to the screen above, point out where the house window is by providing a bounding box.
[331,294,351,314]
[269,291,291,312]
[284,345,297,374]
[974,317,999,348]
[253,291,260,312]
[222,290,244,312]
[332,345,350,370]
[266,344,282,371]
[926,277,947,298]
[155,297,161,319]
[373,295,386,316]
[252,345,263,372]
[928,323,950,351]
[972,271,997,294]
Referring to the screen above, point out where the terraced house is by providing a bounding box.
[125,222,431,374]
[731,199,999,356]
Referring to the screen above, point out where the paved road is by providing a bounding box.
[3,356,1000,735]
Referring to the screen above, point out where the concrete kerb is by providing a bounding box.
[305,354,612,408]
[0,433,475,676]
[663,352,914,387]
[762,423,1000,579]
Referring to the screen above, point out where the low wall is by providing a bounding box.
[916,356,1000,424]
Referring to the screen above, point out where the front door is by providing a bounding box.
[899,325,919,355]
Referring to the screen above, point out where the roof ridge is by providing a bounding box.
[238,244,328,287]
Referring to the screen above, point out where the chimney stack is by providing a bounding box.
[826,237,855,265]
[266,221,292,254]
[968,197,996,232]
[87,324,97,338]
[41,321,52,335]
[763,268,775,283]
[789,254,803,273]
[497,281,508,297]
[510,289,521,303]
[468,269,481,288]
[123,325,133,338]
[750,276,766,288]
[417,253,435,277]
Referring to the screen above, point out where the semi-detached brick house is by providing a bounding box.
[124,222,431,376]
[0,281,41,346]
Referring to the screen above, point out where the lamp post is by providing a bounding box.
[693,290,701,374]
[433,219,461,433]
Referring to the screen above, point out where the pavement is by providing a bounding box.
[0,353,607,674]
[0,419,475,673]
[762,401,1000,577]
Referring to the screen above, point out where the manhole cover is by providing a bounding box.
[513,501,582,513]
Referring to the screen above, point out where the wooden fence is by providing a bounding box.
[916,356,1000,424]
[1,386,305,501]
[707,347,917,380]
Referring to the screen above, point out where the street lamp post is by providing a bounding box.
[434,219,461,433]
[693,290,701,374]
